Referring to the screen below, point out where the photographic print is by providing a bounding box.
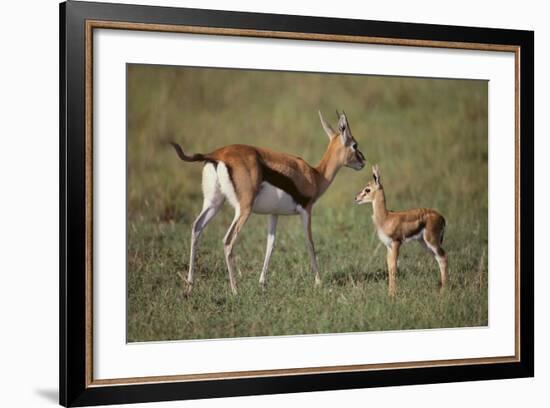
[126,64,488,343]
[61,3,533,405]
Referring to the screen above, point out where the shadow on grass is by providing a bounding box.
[330,267,384,285]
[329,265,414,286]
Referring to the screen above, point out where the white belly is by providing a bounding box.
[253,182,299,215]
[404,229,424,243]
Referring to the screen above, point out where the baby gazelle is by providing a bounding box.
[355,165,448,297]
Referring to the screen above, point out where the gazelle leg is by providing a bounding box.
[386,241,400,298]
[422,232,448,290]
[436,249,448,290]
[259,215,278,288]
[223,207,252,295]
[186,164,224,294]
[298,207,321,286]
[187,201,223,292]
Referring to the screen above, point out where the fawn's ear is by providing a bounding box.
[318,111,336,140]
[372,164,381,186]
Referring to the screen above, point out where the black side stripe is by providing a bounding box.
[258,160,311,207]
[404,222,425,241]
[225,162,234,187]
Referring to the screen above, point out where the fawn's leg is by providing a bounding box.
[436,249,448,290]
[423,231,448,290]
[386,241,400,298]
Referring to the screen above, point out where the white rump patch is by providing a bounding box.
[216,162,240,210]
[201,163,224,209]
[253,182,298,215]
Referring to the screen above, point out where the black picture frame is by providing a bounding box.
[60,1,534,406]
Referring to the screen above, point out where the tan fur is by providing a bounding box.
[206,145,318,201]
[203,135,361,205]
[356,165,448,297]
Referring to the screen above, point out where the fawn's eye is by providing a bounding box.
[365,188,371,193]
[352,143,357,150]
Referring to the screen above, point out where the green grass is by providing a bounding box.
[127,64,488,342]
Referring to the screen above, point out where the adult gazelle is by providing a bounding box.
[171,111,366,294]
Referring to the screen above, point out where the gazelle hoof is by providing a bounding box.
[185,281,193,296]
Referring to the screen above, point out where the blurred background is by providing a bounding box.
[127,64,488,342]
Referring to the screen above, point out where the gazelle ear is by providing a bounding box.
[372,164,381,185]
[338,111,351,144]
[318,110,336,140]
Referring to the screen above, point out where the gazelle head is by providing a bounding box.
[355,164,382,204]
[319,110,366,171]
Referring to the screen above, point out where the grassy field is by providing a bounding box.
[127,64,488,342]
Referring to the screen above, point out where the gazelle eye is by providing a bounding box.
[365,188,370,193]
[352,143,357,150]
